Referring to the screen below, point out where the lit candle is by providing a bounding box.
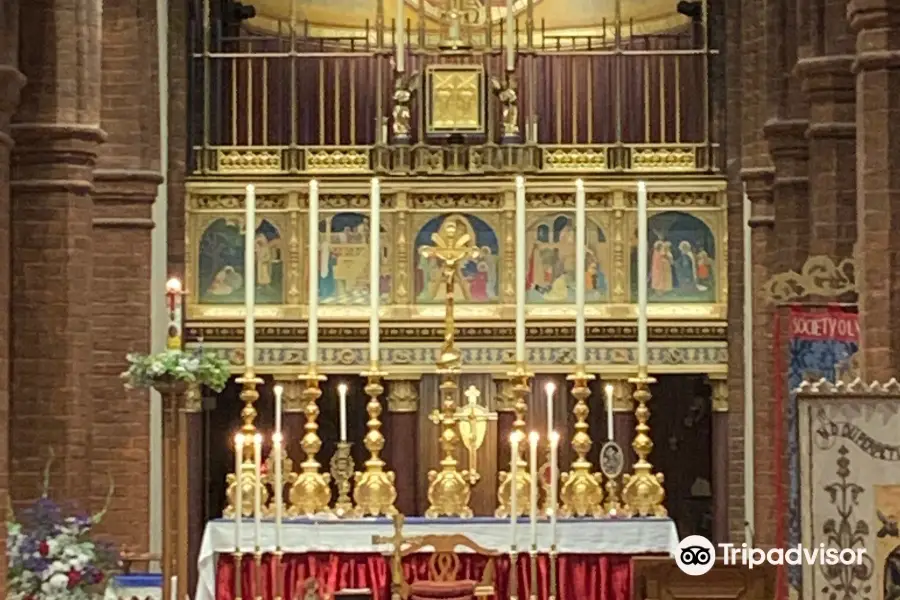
[273,432,283,549]
[308,180,319,364]
[515,177,526,363]
[505,0,515,71]
[274,384,283,436]
[165,278,183,350]
[370,178,381,364]
[396,0,405,72]
[575,180,586,366]
[544,382,555,438]
[637,180,648,368]
[338,383,348,442]
[170,576,177,600]
[253,434,263,549]
[528,431,539,548]
[605,384,614,441]
[234,433,244,551]
[244,185,256,368]
[509,432,520,547]
[549,431,559,545]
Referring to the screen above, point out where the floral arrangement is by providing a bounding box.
[121,348,231,392]
[6,455,118,600]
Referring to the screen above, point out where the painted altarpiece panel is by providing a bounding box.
[316,211,394,305]
[797,381,900,600]
[524,212,611,304]
[412,212,502,304]
[629,209,720,304]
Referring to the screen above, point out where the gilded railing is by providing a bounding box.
[187,0,721,176]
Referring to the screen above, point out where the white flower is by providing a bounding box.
[47,572,69,591]
[150,361,165,375]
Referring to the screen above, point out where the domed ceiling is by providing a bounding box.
[249,0,687,37]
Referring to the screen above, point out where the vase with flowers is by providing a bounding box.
[120,348,231,394]
[6,453,118,600]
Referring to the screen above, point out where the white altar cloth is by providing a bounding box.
[196,517,679,600]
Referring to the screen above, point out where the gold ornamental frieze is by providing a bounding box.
[410,193,502,210]
[542,147,608,172]
[216,149,283,174]
[526,192,613,209]
[305,148,371,173]
[623,191,722,209]
[630,147,696,171]
[189,194,289,211]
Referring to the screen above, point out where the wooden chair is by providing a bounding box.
[118,552,162,575]
[373,514,499,600]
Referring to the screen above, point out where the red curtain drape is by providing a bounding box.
[216,553,638,600]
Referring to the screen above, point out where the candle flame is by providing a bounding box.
[548,431,560,445]
[338,383,348,396]
[166,278,182,293]
[274,384,284,398]
[234,433,245,447]
[528,431,540,444]
[253,433,263,445]
[545,382,556,397]
[605,383,614,397]
[510,431,523,444]
[272,432,283,445]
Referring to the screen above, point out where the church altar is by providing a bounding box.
[196,517,679,600]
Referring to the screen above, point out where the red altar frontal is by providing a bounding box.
[197,518,679,600]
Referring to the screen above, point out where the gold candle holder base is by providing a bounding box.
[496,364,531,518]
[353,366,399,517]
[559,369,604,518]
[288,367,333,517]
[233,551,244,600]
[225,373,268,519]
[621,371,666,517]
[528,548,539,600]
[426,369,473,518]
[509,548,520,600]
[549,546,559,600]
[330,441,355,517]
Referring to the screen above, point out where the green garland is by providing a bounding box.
[121,349,231,392]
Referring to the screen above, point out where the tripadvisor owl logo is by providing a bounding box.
[675,535,868,576]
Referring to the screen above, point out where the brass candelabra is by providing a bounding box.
[353,365,399,517]
[621,368,666,516]
[288,366,333,516]
[559,368,604,517]
[496,362,532,518]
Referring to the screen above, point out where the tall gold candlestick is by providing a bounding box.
[425,370,473,518]
[353,366,399,517]
[496,363,531,518]
[288,367,332,516]
[559,368,604,517]
[621,369,666,517]
[225,374,267,519]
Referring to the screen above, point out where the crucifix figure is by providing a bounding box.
[439,0,476,50]
[419,216,480,371]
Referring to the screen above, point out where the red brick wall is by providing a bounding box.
[167,0,189,277]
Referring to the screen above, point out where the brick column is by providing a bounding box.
[0,0,26,590]
[850,0,900,380]
[742,169,777,547]
[10,0,104,506]
[764,120,811,273]
[90,0,162,547]
[795,55,857,260]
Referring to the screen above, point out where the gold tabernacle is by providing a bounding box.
[426,65,485,135]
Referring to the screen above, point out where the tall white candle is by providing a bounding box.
[338,383,348,442]
[544,382,555,438]
[370,179,381,364]
[244,185,256,368]
[274,384,283,436]
[605,384,614,441]
[396,0,405,72]
[308,180,320,364]
[575,180,586,366]
[234,433,244,550]
[528,432,539,548]
[515,177,526,363]
[273,433,283,548]
[505,0,515,71]
[509,433,520,546]
[549,431,559,545]
[637,181,649,368]
[170,576,177,600]
[253,434,262,549]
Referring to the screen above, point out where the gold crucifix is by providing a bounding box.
[418,216,480,371]
[429,384,495,485]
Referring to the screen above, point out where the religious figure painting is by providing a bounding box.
[414,214,500,303]
[877,486,900,600]
[318,212,392,305]
[630,211,717,303]
[525,213,608,303]
[198,217,284,304]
